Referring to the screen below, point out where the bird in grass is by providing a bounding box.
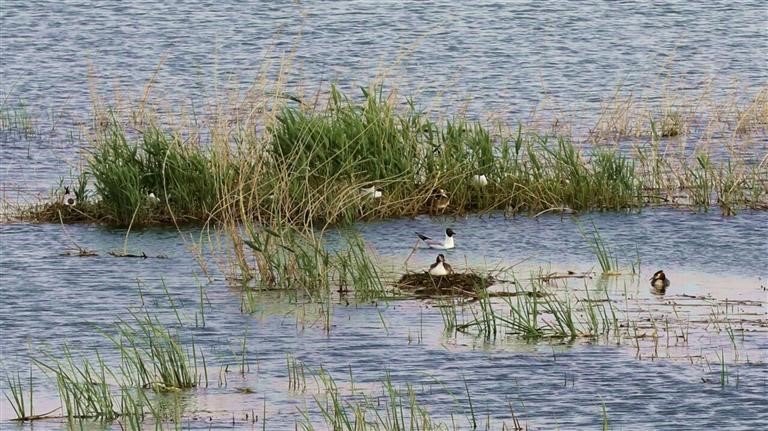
[415,228,455,250]
[428,254,454,276]
[62,187,76,207]
[359,186,383,199]
[650,270,670,294]
[147,192,160,204]
[429,188,450,212]
[471,174,488,186]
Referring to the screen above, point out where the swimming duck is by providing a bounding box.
[429,188,450,212]
[428,254,454,276]
[62,187,76,207]
[650,270,670,293]
[415,228,455,250]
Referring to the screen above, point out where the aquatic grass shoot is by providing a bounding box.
[4,369,34,421]
[107,310,200,391]
[34,346,119,421]
[453,274,617,340]
[578,221,620,275]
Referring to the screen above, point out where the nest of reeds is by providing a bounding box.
[395,272,495,297]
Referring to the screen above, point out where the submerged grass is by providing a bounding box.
[15,302,203,426]
[17,79,766,227]
[453,275,617,341]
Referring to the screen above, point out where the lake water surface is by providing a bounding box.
[1,1,767,429]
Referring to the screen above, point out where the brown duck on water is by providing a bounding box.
[650,270,670,295]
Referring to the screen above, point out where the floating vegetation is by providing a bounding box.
[107,251,168,259]
[396,272,495,297]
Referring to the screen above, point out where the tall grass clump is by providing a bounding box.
[0,98,36,137]
[20,305,201,425]
[34,347,119,421]
[89,118,224,225]
[23,79,768,226]
[298,368,450,431]
[578,222,621,275]
[106,311,200,391]
[238,222,388,300]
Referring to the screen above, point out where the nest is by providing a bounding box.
[396,272,495,297]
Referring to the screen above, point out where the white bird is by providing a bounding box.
[428,254,454,276]
[62,187,76,207]
[472,174,488,186]
[359,186,383,199]
[147,192,160,204]
[415,228,455,250]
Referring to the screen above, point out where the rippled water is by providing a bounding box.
[2,1,766,113]
[1,210,767,429]
[2,0,767,195]
[1,2,768,429]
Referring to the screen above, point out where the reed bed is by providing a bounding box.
[15,79,766,227]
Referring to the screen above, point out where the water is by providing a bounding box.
[1,1,767,429]
[1,210,767,429]
[1,0,767,195]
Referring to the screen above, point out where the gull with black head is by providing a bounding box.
[415,228,455,250]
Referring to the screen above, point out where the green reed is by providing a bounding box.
[454,275,616,340]
[299,367,450,431]
[34,346,119,422]
[579,222,620,275]
[20,80,767,226]
[107,311,200,391]
[3,369,34,420]
[241,222,386,300]
[0,99,36,137]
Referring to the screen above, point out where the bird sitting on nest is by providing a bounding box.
[62,187,76,207]
[428,254,454,276]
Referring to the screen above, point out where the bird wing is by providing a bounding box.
[415,232,432,241]
[425,239,446,249]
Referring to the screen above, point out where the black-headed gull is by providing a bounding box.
[415,228,455,250]
[428,253,454,276]
[63,187,76,207]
